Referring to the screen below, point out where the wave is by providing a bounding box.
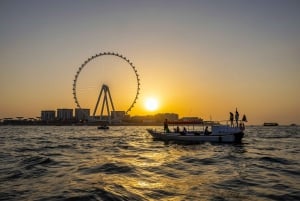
[1,126,299,201]
[79,163,134,175]
[259,156,293,165]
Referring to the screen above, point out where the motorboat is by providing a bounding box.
[263,122,278,126]
[147,124,245,143]
[97,125,109,130]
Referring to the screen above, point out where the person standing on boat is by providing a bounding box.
[235,108,239,127]
[204,126,209,135]
[240,114,247,130]
[164,119,169,133]
[229,112,234,127]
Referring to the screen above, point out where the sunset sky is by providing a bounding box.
[0,0,299,125]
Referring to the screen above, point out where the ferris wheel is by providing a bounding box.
[72,52,141,120]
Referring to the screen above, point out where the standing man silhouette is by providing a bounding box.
[235,108,239,127]
[230,112,234,127]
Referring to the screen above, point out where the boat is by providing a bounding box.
[147,124,245,143]
[263,122,278,126]
[97,125,109,130]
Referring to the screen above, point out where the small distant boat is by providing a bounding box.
[263,122,279,126]
[147,124,245,143]
[97,125,109,130]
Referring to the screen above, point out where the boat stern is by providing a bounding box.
[234,132,244,143]
[211,125,242,135]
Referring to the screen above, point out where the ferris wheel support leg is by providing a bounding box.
[93,87,104,117]
[105,94,111,123]
[100,92,107,120]
[107,89,115,111]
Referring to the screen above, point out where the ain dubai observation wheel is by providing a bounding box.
[72,52,140,122]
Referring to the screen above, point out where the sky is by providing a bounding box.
[0,0,299,125]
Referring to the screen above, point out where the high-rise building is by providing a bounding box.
[57,109,73,120]
[41,110,55,121]
[75,108,90,121]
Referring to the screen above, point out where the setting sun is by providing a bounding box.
[145,98,159,111]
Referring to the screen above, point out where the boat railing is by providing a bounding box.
[213,119,246,126]
[152,119,246,135]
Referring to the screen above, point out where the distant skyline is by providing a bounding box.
[1,0,299,125]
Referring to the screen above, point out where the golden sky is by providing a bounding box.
[0,0,299,125]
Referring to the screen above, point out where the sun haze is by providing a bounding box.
[145,98,159,112]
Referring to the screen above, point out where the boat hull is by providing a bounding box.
[98,126,109,130]
[147,129,244,143]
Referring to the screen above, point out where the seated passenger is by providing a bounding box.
[204,126,210,135]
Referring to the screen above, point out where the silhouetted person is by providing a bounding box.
[164,119,169,133]
[204,126,209,135]
[235,108,239,127]
[241,114,247,130]
[229,112,234,127]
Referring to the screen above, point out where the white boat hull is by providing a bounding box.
[147,126,244,143]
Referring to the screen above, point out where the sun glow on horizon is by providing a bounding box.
[145,97,159,111]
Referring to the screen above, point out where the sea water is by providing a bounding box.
[0,126,299,201]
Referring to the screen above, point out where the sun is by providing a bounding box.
[145,98,159,111]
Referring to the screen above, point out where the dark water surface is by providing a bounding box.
[0,126,299,201]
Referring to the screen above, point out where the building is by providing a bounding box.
[154,113,179,122]
[57,109,73,120]
[129,113,179,123]
[180,117,203,123]
[41,110,55,121]
[75,108,90,121]
[111,111,126,122]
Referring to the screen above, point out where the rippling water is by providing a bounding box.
[0,126,299,201]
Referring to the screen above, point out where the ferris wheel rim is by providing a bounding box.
[72,52,141,119]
